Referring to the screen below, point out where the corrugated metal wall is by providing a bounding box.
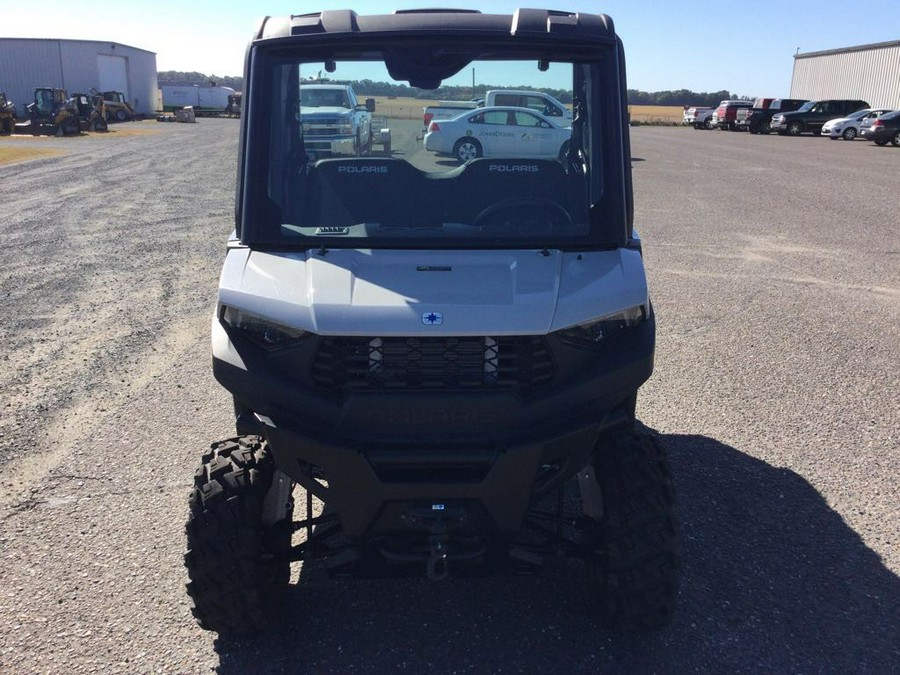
[0,38,158,116]
[790,43,900,108]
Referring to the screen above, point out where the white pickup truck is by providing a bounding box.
[300,83,376,157]
[423,89,572,127]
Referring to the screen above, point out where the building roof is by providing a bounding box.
[795,40,900,60]
[0,36,155,55]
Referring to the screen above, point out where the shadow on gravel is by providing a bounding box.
[213,432,900,674]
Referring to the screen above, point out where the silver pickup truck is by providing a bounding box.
[300,83,375,157]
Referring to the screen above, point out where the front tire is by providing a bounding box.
[892,131,900,147]
[584,431,679,631]
[787,121,803,136]
[453,137,482,163]
[185,436,294,639]
[115,109,128,122]
[842,127,857,141]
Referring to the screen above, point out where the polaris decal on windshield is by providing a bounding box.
[337,165,388,174]
[489,165,540,172]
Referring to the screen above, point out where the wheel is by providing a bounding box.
[759,121,771,134]
[787,121,803,136]
[842,127,857,141]
[453,137,482,163]
[185,435,294,639]
[583,430,679,631]
[704,119,713,130]
[749,127,758,135]
[812,128,821,136]
[891,131,900,147]
[874,139,888,146]
[115,109,128,122]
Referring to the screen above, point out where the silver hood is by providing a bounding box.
[217,248,648,336]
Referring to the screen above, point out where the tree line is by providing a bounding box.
[157,71,243,91]
[158,71,750,107]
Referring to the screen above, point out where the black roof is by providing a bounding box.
[255,9,616,42]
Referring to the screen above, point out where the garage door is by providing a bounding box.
[97,55,129,97]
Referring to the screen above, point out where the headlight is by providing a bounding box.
[557,305,646,347]
[338,123,353,135]
[221,306,307,350]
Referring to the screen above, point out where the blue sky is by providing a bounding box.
[3,1,898,96]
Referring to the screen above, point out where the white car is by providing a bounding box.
[424,106,571,163]
[821,108,893,140]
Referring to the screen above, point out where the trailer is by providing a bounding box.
[160,85,238,116]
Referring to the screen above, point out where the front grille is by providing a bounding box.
[312,336,554,394]
[303,119,345,136]
[305,127,343,137]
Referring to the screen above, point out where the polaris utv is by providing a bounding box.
[185,8,679,638]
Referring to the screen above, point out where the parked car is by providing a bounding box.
[683,106,711,125]
[734,98,773,132]
[742,98,808,134]
[859,109,900,146]
[770,99,870,136]
[821,108,893,140]
[424,106,571,163]
[691,107,716,130]
[711,100,752,131]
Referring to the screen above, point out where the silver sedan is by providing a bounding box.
[424,106,571,164]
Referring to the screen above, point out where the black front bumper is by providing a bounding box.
[213,316,654,541]
[260,413,612,540]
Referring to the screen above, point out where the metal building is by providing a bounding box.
[790,40,900,108]
[0,38,158,116]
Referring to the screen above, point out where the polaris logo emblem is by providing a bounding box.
[489,164,539,173]
[422,312,443,325]
[337,165,388,174]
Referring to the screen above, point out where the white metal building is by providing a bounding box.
[790,40,900,108]
[0,38,158,116]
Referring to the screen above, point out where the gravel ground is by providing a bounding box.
[0,120,897,673]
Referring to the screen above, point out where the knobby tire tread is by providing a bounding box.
[587,430,679,631]
[184,435,292,639]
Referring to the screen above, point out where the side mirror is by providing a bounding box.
[366,97,376,113]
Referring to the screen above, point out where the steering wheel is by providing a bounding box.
[472,198,572,230]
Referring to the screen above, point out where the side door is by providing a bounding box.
[511,110,559,157]
[524,94,565,119]
[810,101,832,126]
[471,109,517,156]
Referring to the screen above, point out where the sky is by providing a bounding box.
[3,0,898,96]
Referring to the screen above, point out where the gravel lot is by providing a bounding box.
[0,120,897,673]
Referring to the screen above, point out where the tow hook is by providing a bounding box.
[426,540,449,581]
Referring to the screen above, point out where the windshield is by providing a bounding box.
[796,101,815,113]
[241,46,621,249]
